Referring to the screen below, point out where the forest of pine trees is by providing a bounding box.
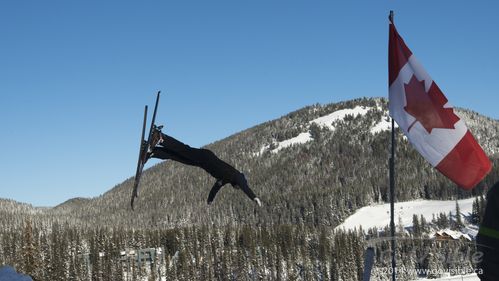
[2,220,370,281]
[0,203,488,281]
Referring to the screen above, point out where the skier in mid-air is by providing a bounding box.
[145,126,262,206]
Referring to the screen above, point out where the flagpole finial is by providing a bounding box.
[389,10,394,23]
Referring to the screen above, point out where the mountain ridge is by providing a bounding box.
[2,97,498,230]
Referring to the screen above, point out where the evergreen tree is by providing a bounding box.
[412,215,421,236]
[21,219,39,278]
[39,232,54,281]
[420,215,428,234]
[471,198,480,224]
[425,250,443,279]
[454,201,464,230]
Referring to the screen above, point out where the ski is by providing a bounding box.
[131,91,161,209]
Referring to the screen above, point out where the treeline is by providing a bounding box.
[0,209,485,281]
[1,220,367,281]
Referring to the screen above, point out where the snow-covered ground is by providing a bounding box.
[270,132,313,153]
[336,197,476,231]
[310,105,371,131]
[370,112,401,135]
[0,266,33,281]
[370,115,392,134]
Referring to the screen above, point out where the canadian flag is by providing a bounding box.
[388,18,491,189]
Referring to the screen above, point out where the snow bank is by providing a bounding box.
[0,266,33,281]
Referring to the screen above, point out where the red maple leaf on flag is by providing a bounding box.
[403,75,460,133]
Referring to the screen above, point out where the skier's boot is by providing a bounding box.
[149,125,164,150]
[144,125,164,163]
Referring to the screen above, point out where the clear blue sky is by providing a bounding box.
[1,1,498,207]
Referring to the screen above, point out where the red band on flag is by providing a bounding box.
[389,24,413,86]
[436,130,492,189]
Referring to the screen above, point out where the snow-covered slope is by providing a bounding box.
[336,197,475,231]
[270,105,372,152]
[260,102,414,154]
[370,116,392,135]
[270,132,313,153]
[260,105,373,154]
[310,105,371,130]
[255,99,498,156]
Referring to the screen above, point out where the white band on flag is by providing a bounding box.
[389,55,467,166]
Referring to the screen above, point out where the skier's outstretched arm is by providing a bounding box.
[207,180,224,205]
[233,173,262,207]
[239,184,262,207]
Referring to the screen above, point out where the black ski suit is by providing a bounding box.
[151,133,258,204]
[477,181,499,280]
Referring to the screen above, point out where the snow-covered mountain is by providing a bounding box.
[1,97,497,281]
[1,97,498,230]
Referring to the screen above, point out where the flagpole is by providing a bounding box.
[390,118,396,281]
[389,10,397,281]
